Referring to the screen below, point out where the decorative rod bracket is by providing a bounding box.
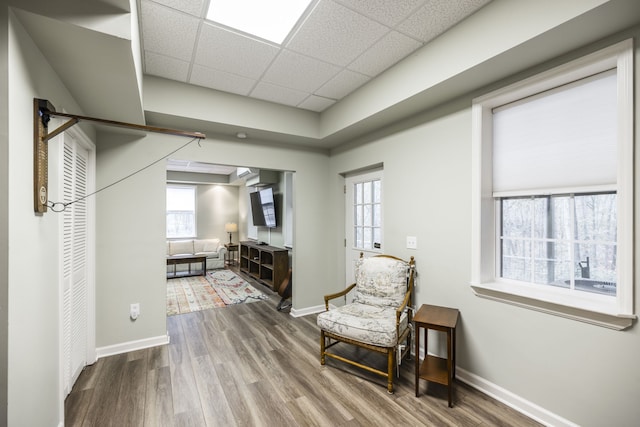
[33,98,206,214]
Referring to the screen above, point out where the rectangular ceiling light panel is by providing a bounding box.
[207,0,313,44]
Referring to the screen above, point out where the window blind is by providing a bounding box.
[492,70,617,196]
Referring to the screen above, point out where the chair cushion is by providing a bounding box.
[353,257,409,308]
[317,302,408,347]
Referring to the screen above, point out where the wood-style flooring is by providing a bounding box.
[65,267,542,426]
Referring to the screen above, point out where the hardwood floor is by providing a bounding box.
[65,267,542,426]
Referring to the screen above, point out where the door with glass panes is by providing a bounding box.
[345,170,383,301]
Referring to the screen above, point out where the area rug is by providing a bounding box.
[167,270,268,316]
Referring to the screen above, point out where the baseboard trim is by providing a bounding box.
[96,334,170,359]
[290,304,326,317]
[455,367,578,427]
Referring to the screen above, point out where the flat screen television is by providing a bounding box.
[249,191,266,226]
[259,187,276,228]
[249,188,277,228]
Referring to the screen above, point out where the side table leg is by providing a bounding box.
[414,326,420,397]
[447,329,453,407]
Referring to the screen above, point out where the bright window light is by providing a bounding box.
[207,0,313,44]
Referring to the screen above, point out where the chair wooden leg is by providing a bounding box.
[387,349,394,394]
[320,330,326,365]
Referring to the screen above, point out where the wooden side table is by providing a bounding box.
[225,243,238,265]
[414,304,460,407]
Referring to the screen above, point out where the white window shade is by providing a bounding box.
[492,70,617,195]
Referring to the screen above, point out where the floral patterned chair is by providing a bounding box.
[317,253,416,394]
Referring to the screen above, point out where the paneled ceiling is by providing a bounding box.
[139,0,492,112]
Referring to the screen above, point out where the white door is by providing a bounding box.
[60,128,94,397]
[345,169,383,300]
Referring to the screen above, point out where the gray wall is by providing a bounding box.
[0,3,8,424]
[5,9,96,425]
[196,183,239,243]
[327,28,640,427]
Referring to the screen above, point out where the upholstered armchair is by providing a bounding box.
[317,253,416,394]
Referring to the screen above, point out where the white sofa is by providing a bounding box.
[166,238,227,272]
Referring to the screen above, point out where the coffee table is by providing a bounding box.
[166,254,207,278]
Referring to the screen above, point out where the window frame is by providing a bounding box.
[470,39,634,330]
[166,184,197,239]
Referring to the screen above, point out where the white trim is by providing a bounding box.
[289,304,327,317]
[471,282,634,330]
[96,334,170,359]
[456,367,579,427]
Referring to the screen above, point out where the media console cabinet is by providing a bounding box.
[239,241,289,291]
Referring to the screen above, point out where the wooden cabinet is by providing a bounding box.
[239,241,289,291]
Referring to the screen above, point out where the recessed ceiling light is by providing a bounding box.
[206,0,313,44]
[236,132,247,139]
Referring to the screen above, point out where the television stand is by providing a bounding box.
[239,241,289,291]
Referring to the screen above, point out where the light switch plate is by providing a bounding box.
[406,236,417,249]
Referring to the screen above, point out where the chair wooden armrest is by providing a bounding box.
[323,283,356,310]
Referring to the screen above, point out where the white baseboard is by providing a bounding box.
[290,304,326,317]
[455,367,578,427]
[96,334,170,359]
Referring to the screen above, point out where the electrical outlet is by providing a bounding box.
[130,303,140,320]
[406,236,417,249]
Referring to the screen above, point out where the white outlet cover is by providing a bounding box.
[406,236,417,249]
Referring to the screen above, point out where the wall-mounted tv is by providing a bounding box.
[249,191,266,226]
[249,188,277,228]
[259,187,276,228]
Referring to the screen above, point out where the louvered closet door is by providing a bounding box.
[62,132,89,396]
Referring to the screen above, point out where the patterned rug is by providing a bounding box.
[167,270,268,316]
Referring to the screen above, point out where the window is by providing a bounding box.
[353,178,382,250]
[471,39,634,329]
[500,193,617,295]
[166,185,196,238]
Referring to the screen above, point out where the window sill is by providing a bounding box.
[471,281,635,330]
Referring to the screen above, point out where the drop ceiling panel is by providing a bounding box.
[398,0,491,42]
[141,0,199,61]
[286,0,389,67]
[261,50,342,93]
[145,51,189,81]
[190,64,255,95]
[251,82,309,107]
[151,0,205,17]
[348,31,422,77]
[194,23,280,79]
[315,69,370,100]
[335,0,426,27]
[298,95,336,112]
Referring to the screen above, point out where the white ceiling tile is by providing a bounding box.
[298,95,336,112]
[315,69,369,99]
[250,82,309,107]
[141,0,200,61]
[144,51,190,81]
[348,31,422,77]
[287,0,389,66]
[190,64,255,95]
[335,0,426,27]
[194,23,280,79]
[148,0,205,17]
[398,0,491,43]
[262,50,341,93]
